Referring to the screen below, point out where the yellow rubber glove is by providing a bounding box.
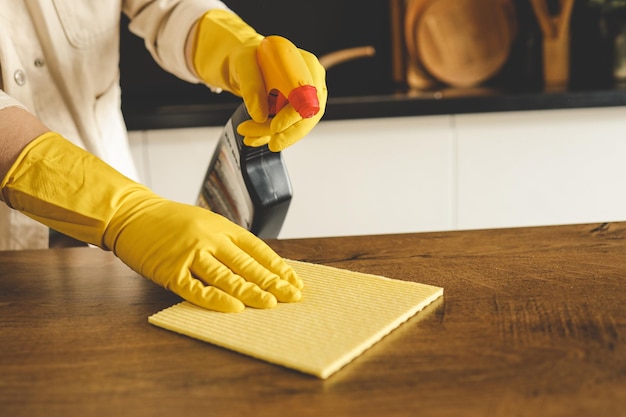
[192,9,327,151]
[1,132,303,312]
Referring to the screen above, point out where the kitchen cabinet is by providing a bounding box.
[128,114,456,239]
[277,115,455,238]
[455,106,626,230]
[128,105,626,239]
[129,126,219,206]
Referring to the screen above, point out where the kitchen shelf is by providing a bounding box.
[122,85,626,131]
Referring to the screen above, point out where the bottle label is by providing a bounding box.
[197,118,254,230]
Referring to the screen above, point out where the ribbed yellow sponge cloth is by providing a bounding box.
[148,259,443,379]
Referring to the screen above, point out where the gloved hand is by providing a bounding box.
[192,9,327,151]
[1,132,303,312]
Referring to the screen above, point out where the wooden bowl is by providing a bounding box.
[411,0,516,88]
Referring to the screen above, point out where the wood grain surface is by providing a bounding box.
[1,222,626,417]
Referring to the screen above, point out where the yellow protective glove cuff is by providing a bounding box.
[1,132,128,246]
[1,132,303,312]
[192,9,267,122]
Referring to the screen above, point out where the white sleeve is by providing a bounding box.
[123,0,231,84]
[0,90,27,112]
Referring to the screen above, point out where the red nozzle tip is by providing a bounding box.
[288,85,320,119]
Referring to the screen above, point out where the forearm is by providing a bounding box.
[0,107,49,198]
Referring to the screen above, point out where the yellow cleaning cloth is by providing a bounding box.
[148,259,443,379]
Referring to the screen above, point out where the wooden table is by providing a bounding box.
[1,222,625,417]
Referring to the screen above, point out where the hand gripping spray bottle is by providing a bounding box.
[196,36,320,238]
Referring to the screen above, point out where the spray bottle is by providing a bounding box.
[196,36,320,239]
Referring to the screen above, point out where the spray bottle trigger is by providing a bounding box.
[268,89,289,118]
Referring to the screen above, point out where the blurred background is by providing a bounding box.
[120,0,626,127]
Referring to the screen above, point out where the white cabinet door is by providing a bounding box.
[130,106,626,238]
[455,107,626,230]
[129,126,222,204]
[279,115,456,238]
[132,116,455,239]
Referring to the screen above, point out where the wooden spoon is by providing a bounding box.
[529,0,575,88]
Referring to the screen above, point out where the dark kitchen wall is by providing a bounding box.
[119,2,394,112]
